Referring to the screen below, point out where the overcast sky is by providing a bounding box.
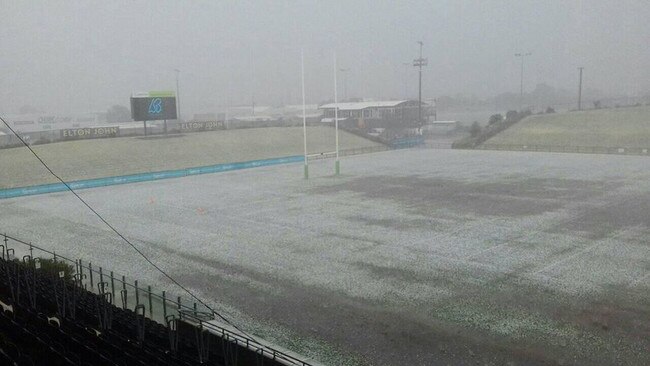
[1,0,649,115]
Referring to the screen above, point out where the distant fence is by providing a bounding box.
[339,145,390,156]
[477,143,650,156]
[419,141,454,149]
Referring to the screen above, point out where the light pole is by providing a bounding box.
[339,68,349,101]
[402,62,410,99]
[174,69,181,120]
[577,67,584,111]
[514,52,531,111]
[413,41,428,126]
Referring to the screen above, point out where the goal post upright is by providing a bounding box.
[334,52,340,175]
[301,49,309,179]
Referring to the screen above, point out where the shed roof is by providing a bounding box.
[319,100,425,111]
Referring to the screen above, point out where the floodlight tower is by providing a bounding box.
[413,41,428,127]
[514,52,531,111]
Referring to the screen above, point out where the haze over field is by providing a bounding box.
[1,0,649,115]
[1,2,650,366]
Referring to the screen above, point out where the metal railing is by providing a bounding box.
[182,312,314,366]
[0,233,208,324]
[476,143,650,156]
[0,232,316,366]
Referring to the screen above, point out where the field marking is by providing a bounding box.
[531,240,604,276]
[629,272,650,287]
[465,239,520,261]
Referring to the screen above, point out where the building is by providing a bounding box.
[318,100,431,129]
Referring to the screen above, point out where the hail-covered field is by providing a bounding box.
[1,148,649,365]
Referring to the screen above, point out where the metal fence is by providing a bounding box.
[477,143,650,156]
[0,232,315,366]
[338,145,390,156]
[307,141,454,162]
[419,141,454,149]
[1,233,209,324]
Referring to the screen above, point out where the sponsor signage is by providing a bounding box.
[60,126,119,140]
[179,121,224,131]
[130,91,177,121]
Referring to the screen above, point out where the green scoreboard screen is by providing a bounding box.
[130,91,177,121]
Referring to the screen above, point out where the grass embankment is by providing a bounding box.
[0,126,380,189]
[484,106,650,148]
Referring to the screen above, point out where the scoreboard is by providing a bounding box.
[130,91,177,121]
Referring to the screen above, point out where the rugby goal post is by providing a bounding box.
[300,50,341,179]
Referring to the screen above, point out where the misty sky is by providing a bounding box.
[1,0,649,115]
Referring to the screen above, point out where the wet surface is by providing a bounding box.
[1,149,649,365]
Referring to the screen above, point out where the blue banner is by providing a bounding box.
[0,155,303,200]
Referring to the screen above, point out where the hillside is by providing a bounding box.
[0,126,381,189]
[484,106,650,149]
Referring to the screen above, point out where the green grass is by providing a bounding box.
[0,126,381,189]
[484,106,650,148]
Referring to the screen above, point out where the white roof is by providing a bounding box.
[319,100,412,111]
[320,117,349,123]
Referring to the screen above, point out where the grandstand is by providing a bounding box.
[0,233,317,366]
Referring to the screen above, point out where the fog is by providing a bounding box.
[1,0,649,115]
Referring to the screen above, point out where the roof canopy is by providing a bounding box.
[319,100,426,111]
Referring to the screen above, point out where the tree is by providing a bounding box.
[106,105,131,122]
[593,100,602,109]
[470,121,482,137]
[505,110,519,122]
[488,114,503,125]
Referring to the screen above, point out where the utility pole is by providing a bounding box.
[174,69,181,120]
[433,98,437,121]
[413,41,428,127]
[514,52,531,111]
[339,68,349,101]
[577,67,584,111]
